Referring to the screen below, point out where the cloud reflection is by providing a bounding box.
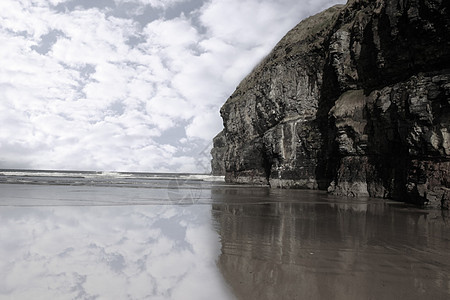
[0,205,234,299]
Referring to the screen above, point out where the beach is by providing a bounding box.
[0,172,449,299]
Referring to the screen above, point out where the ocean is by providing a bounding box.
[0,170,449,299]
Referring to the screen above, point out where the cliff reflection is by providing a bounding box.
[211,187,450,300]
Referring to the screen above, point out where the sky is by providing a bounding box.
[0,0,344,173]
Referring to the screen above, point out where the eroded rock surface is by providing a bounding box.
[211,0,450,207]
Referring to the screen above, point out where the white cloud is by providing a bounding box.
[0,0,344,172]
[186,111,222,140]
[0,1,51,39]
[115,0,187,9]
[143,17,198,49]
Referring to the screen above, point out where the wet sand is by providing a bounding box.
[212,187,450,299]
[0,183,449,299]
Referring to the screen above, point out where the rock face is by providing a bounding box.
[211,0,450,207]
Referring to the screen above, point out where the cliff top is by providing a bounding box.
[223,4,344,106]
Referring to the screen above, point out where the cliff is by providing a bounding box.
[211,0,450,207]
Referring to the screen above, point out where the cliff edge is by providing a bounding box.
[211,0,450,208]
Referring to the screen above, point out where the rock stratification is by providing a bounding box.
[211,0,450,207]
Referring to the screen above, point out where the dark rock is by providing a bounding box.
[211,0,450,208]
[211,131,226,175]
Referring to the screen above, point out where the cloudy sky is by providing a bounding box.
[0,0,343,173]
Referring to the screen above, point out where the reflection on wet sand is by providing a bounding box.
[211,187,450,300]
[1,182,449,299]
[0,200,233,299]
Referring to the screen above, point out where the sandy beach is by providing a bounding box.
[0,180,449,299]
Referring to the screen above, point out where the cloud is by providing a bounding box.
[0,0,344,172]
[116,0,187,10]
[186,112,222,140]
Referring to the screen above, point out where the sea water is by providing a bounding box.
[0,170,449,299]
